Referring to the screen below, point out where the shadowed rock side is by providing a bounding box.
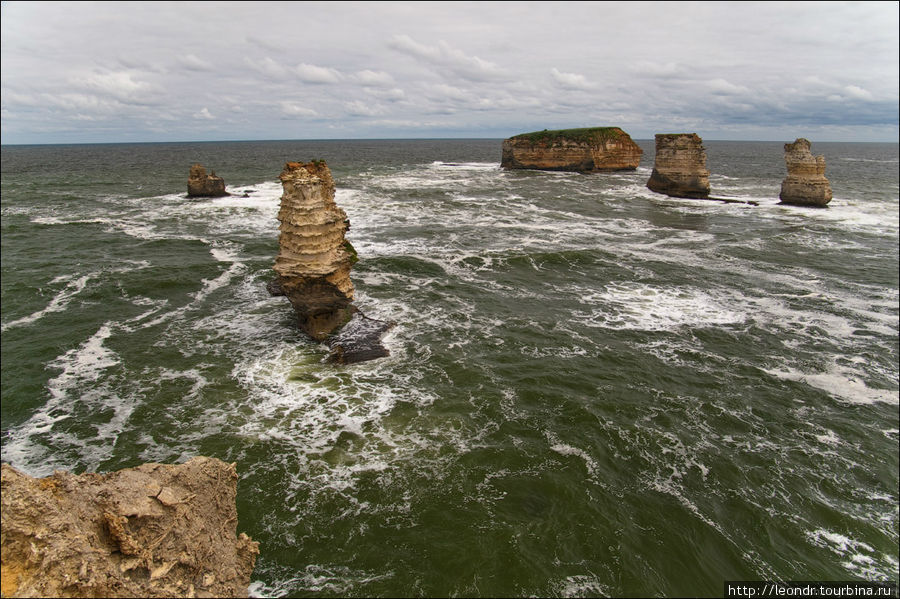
[779,138,832,207]
[501,127,642,172]
[272,161,392,363]
[0,457,258,598]
[647,133,711,199]
[187,163,227,197]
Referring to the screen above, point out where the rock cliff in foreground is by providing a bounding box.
[779,138,832,207]
[271,161,392,362]
[647,133,711,199]
[0,457,258,598]
[501,127,642,172]
[187,163,227,197]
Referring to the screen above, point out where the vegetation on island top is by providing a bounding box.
[509,127,626,145]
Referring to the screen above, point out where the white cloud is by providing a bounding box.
[550,68,594,90]
[705,78,750,95]
[194,107,214,120]
[354,69,394,86]
[244,56,288,79]
[75,70,156,104]
[632,61,688,78]
[294,63,342,84]
[279,102,317,117]
[388,34,506,81]
[843,85,874,101]
[179,54,213,72]
[344,100,384,117]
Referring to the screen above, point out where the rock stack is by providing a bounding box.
[779,138,832,207]
[187,163,227,197]
[270,161,392,363]
[272,161,356,340]
[501,127,642,172]
[0,457,258,598]
[646,133,711,199]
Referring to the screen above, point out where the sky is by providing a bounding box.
[1,1,898,144]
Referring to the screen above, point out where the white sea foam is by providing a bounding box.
[4,323,126,474]
[806,529,877,558]
[550,443,598,476]
[764,363,899,405]
[557,575,610,598]
[430,160,500,171]
[573,281,746,331]
[1,274,93,332]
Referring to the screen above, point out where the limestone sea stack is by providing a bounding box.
[501,127,642,172]
[273,161,355,340]
[646,133,711,199]
[0,457,258,598]
[270,161,392,363]
[779,138,832,207]
[187,163,227,197]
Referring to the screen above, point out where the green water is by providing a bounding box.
[1,140,897,596]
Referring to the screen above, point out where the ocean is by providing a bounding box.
[1,139,897,597]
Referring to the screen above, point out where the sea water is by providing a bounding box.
[1,139,897,596]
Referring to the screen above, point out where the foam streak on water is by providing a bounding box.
[1,140,897,596]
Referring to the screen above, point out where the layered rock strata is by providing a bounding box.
[647,133,711,198]
[187,163,227,197]
[0,457,258,598]
[779,138,832,207]
[501,127,642,172]
[272,161,392,361]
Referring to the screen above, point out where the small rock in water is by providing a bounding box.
[326,311,394,364]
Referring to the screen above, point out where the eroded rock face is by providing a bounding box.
[501,127,642,172]
[647,133,711,199]
[0,457,258,598]
[187,163,227,197]
[779,138,832,207]
[273,161,356,340]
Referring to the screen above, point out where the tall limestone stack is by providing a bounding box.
[273,161,356,341]
[0,457,258,598]
[779,138,832,207]
[187,163,227,197]
[646,133,711,199]
[501,127,642,172]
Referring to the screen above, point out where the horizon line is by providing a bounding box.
[3,136,898,148]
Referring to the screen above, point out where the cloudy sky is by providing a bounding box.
[1,1,898,144]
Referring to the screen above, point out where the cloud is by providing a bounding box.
[632,61,689,78]
[294,63,342,84]
[365,87,406,102]
[842,85,874,101]
[279,102,317,117]
[179,54,214,72]
[344,100,384,117]
[75,70,157,105]
[550,68,594,90]
[193,107,214,120]
[354,69,394,86]
[388,34,506,81]
[244,57,288,79]
[705,78,750,95]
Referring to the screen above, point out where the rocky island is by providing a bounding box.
[501,127,642,172]
[187,163,227,197]
[779,138,832,207]
[1,457,258,598]
[269,161,391,364]
[646,133,711,199]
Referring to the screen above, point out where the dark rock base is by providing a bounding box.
[647,169,710,199]
[325,310,394,364]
